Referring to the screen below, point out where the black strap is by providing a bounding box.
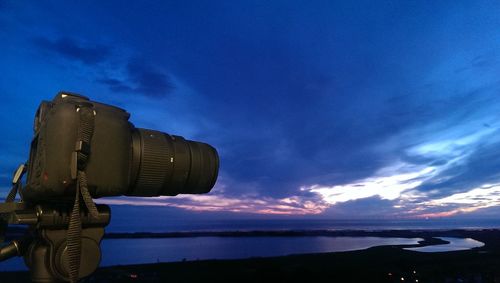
[5,183,20,203]
[67,105,98,283]
[5,164,26,203]
[2,165,26,249]
[74,106,98,217]
[67,184,82,282]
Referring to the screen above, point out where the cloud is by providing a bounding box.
[96,78,134,93]
[322,197,405,219]
[97,179,328,215]
[98,59,174,97]
[402,119,500,198]
[126,59,174,96]
[407,183,500,218]
[298,117,500,219]
[195,48,500,202]
[33,36,111,65]
[306,162,437,205]
[97,194,328,215]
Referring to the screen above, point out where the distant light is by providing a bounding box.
[388,273,393,276]
[130,274,138,279]
[401,277,405,281]
[413,270,417,274]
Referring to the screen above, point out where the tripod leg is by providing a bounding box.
[0,241,21,261]
[0,236,32,261]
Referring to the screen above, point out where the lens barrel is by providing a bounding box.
[128,129,219,196]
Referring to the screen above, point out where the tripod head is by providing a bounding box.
[1,200,110,282]
[1,163,110,282]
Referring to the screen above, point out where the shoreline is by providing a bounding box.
[102,228,499,239]
[7,226,496,238]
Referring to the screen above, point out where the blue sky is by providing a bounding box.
[1,1,500,220]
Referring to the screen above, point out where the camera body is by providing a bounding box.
[25,92,131,202]
[23,92,219,203]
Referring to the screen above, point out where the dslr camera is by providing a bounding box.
[0,92,219,282]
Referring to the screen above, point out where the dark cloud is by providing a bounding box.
[98,59,174,97]
[322,197,401,219]
[33,36,110,65]
[126,59,174,97]
[96,78,134,93]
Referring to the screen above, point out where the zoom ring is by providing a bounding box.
[134,129,171,196]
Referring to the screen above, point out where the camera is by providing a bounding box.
[24,91,219,202]
[0,91,219,282]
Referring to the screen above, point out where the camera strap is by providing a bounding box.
[5,164,26,203]
[67,104,99,283]
[1,164,27,241]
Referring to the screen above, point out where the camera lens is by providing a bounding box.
[127,128,219,196]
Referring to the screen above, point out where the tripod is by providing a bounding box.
[1,203,110,282]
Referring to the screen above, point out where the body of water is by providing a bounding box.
[0,216,492,272]
[404,237,485,252]
[100,236,423,266]
[1,236,422,271]
[1,235,488,271]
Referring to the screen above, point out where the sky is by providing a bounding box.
[1,1,500,222]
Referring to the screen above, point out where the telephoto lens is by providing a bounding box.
[128,128,219,196]
[23,92,219,202]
